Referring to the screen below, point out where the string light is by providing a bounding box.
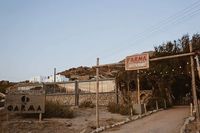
[142,68,193,77]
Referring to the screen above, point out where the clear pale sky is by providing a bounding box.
[0,0,200,82]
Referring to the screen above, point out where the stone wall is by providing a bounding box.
[46,92,117,106]
[46,94,75,105]
[46,90,152,106]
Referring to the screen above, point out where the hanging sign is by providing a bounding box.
[125,53,149,70]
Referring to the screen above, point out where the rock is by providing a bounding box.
[125,118,130,122]
[134,116,139,120]
[65,122,72,127]
[80,129,86,133]
[90,125,96,129]
[105,125,110,129]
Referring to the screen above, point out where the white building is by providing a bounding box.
[47,74,68,83]
[29,76,47,83]
[30,74,68,83]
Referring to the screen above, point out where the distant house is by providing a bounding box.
[47,74,69,83]
[29,76,47,83]
[29,74,68,83]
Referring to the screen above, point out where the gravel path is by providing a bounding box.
[104,106,189,133]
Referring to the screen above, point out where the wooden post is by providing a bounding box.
[39,113,42,122]
[164,99,167,109]
[54,68,56,93]
[195,55,200,80]
[137,70,140,104]
[190,103,193,117]
[96,58,100,129]
[144,103,147,114]
[156,100,159,110]
[131,108,133,116]
[115,81,119,104]
[189,43,199,121]
[75,81,79,106]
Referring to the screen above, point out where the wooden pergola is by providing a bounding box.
[94,44,200,128]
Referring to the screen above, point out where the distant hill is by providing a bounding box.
[59,65,123,81]
[59,51,154,81]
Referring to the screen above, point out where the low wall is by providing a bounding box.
[46,92,117,106]
[46,94,75,105]
[46,90,152,106]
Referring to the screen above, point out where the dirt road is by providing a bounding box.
[104,106,189,133]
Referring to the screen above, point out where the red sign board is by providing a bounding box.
[125,53,149,70]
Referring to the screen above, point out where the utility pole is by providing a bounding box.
[96,58,100,129]
[137,70,140,104]
[54,68,56,93]
[189,43,199,121]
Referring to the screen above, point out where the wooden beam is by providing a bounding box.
[149,52,195,61]
[93,52,195,68]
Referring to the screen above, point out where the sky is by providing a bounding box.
[0,0,200,82]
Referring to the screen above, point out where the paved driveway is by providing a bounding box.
[104,106,189,133]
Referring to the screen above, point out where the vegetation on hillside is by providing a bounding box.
[0,81,15,94]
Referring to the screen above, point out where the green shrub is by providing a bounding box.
[44,101,74,118]
[107,102,120,113]
[107,102,134,115]
[119,104,132,115]
[146,99,155,111]
[0,87,6,94]
[79,100,95,108]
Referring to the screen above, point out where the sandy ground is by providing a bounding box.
[104,106,189,133]
[0,107,127,133]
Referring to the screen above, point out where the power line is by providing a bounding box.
[81,1,200,65]
[101,1,200,62]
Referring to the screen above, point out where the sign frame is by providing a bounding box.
[5,89,45,114]
[125,53,150,71]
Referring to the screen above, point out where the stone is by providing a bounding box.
[65,122,72,127]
